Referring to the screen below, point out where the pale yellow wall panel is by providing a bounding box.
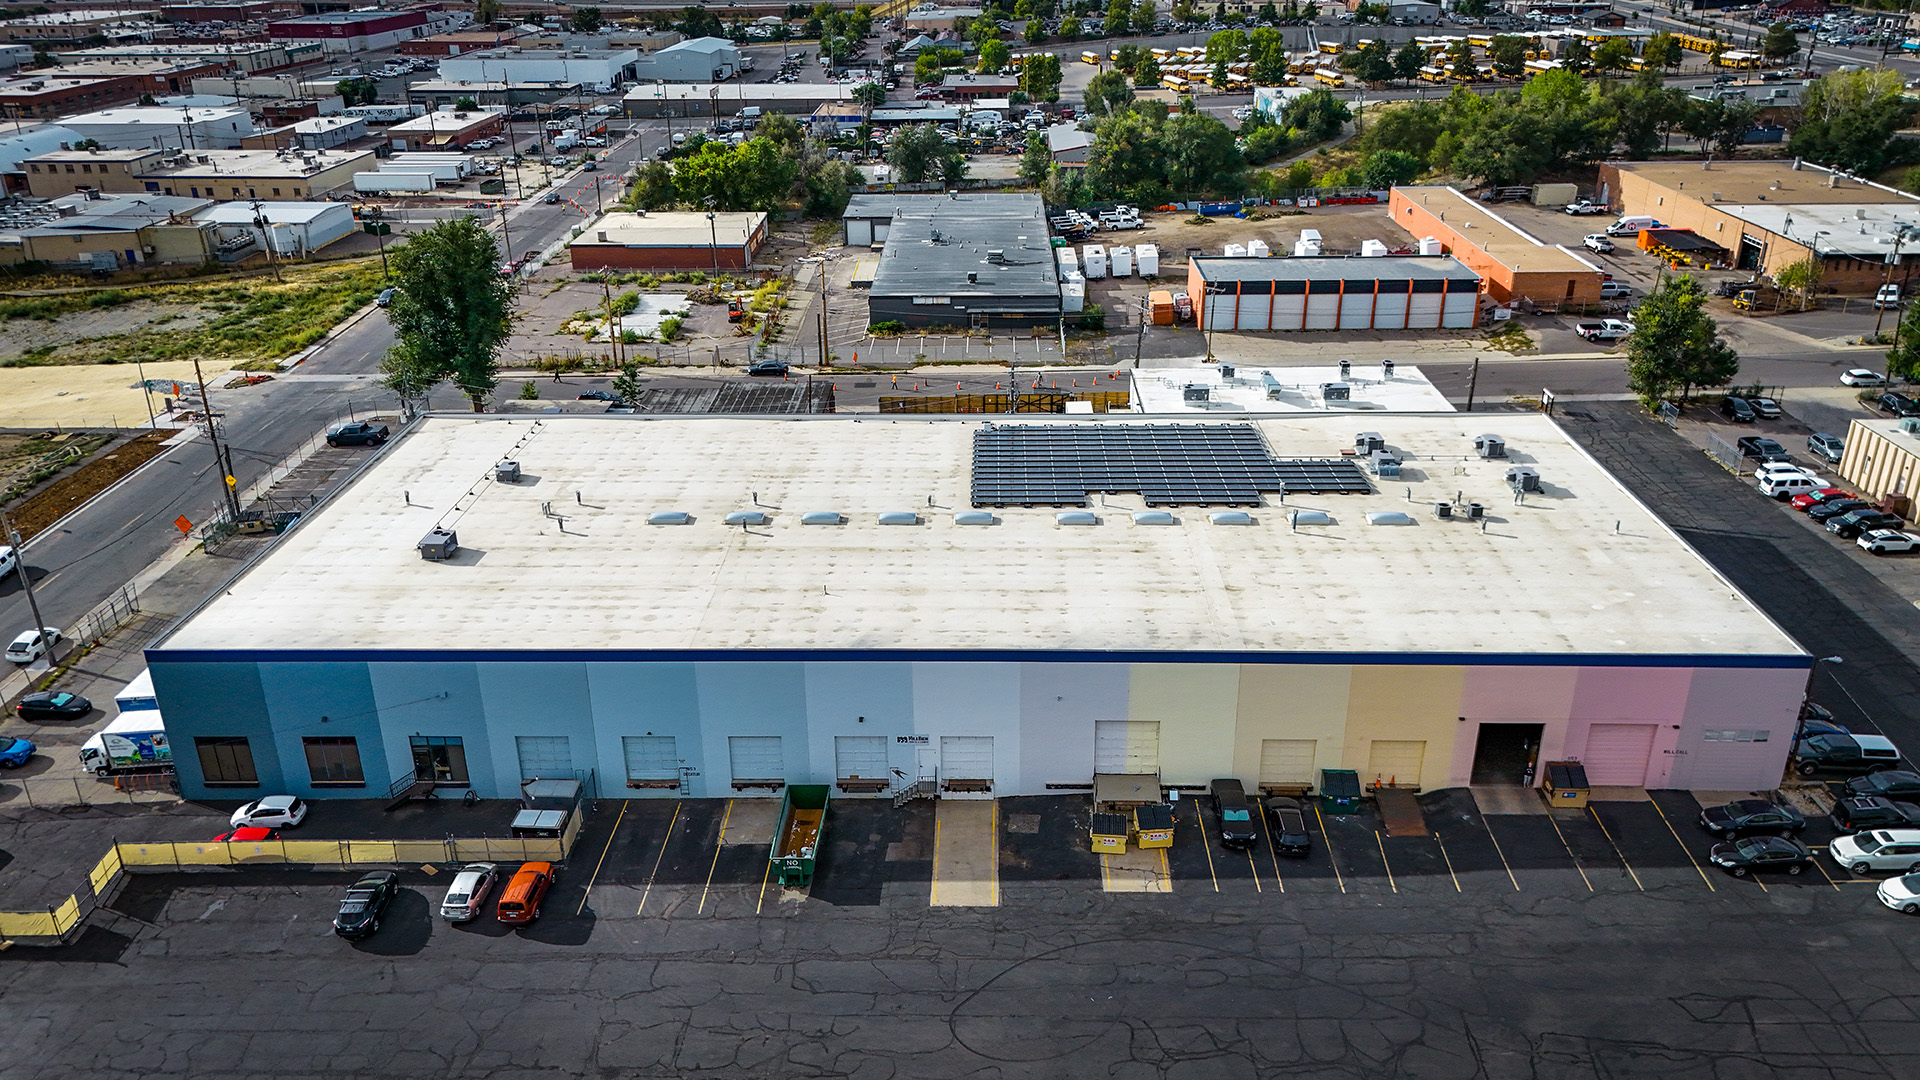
[1343,665,1468,791]
[1131,663,1240,786]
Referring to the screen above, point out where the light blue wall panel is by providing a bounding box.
[256,662,386,798]
[368,662,491,796]
[1019,662,1125,788]
[694,662,808,794]
[151,662,283,798]
[802,662,915,787]
[584,662,703,797]
[912,662,1021,792]
[476,662,595,793]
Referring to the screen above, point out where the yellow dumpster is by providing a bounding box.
[1134,803,1174,849]
[1091,812,1129,854]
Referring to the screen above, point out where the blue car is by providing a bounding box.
[0,736,35,768]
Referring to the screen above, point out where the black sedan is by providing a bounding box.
[332,870,399,939]
[1846,770,1920,804]
[746,359,790,377]
[14,690,91,721]
[577,390,622,402]
[1809,499,1871,522]
[1210,778,1258,850]
[1262,797,1312,857]
[325,422,390,448]
[1708,836,1814,878]
[1699,799,1806,838]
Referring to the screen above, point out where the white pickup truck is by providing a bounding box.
[1575,319,1634,343]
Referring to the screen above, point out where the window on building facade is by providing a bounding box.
[303,736,365,785]
[410,736,469,785]
[196,737,258,786]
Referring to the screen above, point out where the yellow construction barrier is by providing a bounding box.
[88,845,122,896]
[0,910,61,938]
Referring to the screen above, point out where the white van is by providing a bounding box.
[1606,215,1660,237]
[737,106,763,121]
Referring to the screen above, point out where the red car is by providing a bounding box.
[211,827,277,843]
[1792,488,1855,511]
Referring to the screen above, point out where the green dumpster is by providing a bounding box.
[771,784,831,887]
[1320,769,1362,815]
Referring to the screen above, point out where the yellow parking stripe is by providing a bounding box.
[576,799,627,916]
[1648,797,1713,892]
[1586,806,1644,891]
[637,801,682,915]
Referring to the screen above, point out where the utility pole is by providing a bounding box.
[1,512,48,646]
[602,275,623,370]
[1465,355,1480,413]
[193,355,243,519]
[817,264,828,367]
[1873,224,1914,341]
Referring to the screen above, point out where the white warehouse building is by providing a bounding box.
[438,47,639,92]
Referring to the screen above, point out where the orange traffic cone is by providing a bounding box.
[957,382,963,390]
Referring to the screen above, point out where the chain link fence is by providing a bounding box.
[0,771,177,812]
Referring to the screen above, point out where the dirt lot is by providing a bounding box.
[2,430,173,539]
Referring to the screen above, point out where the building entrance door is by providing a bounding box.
[1471,723,1543,785]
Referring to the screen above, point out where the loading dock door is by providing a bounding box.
[1258,739,1316,790]
[728,735,785,789]
[834,735,889,784]
[515,736,572,781]
[622,735,680,790]
[1094,720,1160,774]
[873,222,890,242]
[940,736,994,796]
[846,219,872,247]
[1365,740,1426,789]
[1581,724,1657,786]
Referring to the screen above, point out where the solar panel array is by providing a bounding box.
[970,424,1372,507]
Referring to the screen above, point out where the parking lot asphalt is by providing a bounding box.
[7,786,1913,1079]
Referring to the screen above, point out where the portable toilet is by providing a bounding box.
[1247,238,1270,258]
[1060,271,1086,313]
[1224,243,1247,257]
[1110,245,1133,277]
[1083,244,1108,279]
[1419,236,1444,256]
[1135,243,1160,276]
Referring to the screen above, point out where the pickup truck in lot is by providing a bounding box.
[1575,319,1634,343]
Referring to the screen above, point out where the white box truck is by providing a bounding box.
[80,669,171,776]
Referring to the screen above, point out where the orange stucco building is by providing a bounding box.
[1389,186,1606,307]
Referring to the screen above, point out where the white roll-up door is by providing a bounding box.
[873,222,890,242]
[1273,290,1305,329]
[1441,289,1477,328]
[1365,740,1425,789]
[1303,288,1340,329]
[728,735,784,787]
[1374,290,1409,328]
[1094,720,1160,773]
[941,736,994,779]
[834,735,889,781]
[846,219,872,247]
[1581,724,1657,786]
[515,736,572,781]
[1258,739,1316,788]
[622,736,679,789]
[1337,286,1373,329]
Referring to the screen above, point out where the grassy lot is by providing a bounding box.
[0,261,384,369]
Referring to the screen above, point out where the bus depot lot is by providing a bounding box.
[12,790,1920,1079]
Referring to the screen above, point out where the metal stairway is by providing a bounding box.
[892,778,938,808]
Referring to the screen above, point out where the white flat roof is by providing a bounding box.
[1130,364,1456,414]
[159,414,1804,660]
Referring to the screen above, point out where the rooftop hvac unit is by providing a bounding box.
[1320,382,1350,402]
[1355,431,1384,454]
[1473,433,1506,458]
[1505,465,1541,493]
[495,459,521,482]
[418,527,458,561]
[1369,450,1401,478]
[1182,383,1210,403]
[1218,362,1234,379]
[1899,417,1920,435]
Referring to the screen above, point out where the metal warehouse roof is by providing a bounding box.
[157,414,1804,659]
[868,194,1056,300]
[1192,255,1482,284]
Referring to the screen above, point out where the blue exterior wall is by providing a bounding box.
[147,651,1811,801]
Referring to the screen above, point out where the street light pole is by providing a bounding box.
[705,196,718,272]
[1,512,49,647]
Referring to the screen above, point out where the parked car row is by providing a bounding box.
[1207,778,1311,857]
[332,862,556,939]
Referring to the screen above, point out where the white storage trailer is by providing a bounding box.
[1082,244,1107,280]
[352,171,438,193]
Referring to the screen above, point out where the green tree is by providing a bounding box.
[1103,0,1129,37]
[1282,158,1314,191]
[336,76,377,106]
[755,112,805,150]
[674,138,798,211]
[627,158,678,210]
[610,361,646,408]
[1242,119,1290,162]
[800,146,863,216]
[454,96,479,111]
[1250,51,1285,86]
[1084,69,1135,118]
[1790,69,1920,175]
[1760,20,1798,63]
[1447,40,1477,82]
[474,0,501,24]
[1359,149,1421,189]
[966,14,1001,46]
[1624,274,1740,406]
[914,52,942,83]
[1393,40,1426,84]
[1350,39,1394,85]
[1025,16,1048,43]
[1773,256,1823,311]
[1132,0,1155,31]
[1683,95,1761,156]
[384,218,514,412]
[1211,58,1230,87]
[1058,14,1082,39]
[1592,37,1631,74]
[1206,29,1248,65]
[680,5,723,38]
[1886,301,1920,381]
[570,6,603,32]
[853,81,886,107]
[979,38,1011,72]
[1609,70,1686,158]
[1136,53,1162,87]
[1642,31,1680,69]
[1114,44,1140,73]
[1281,88,1349,142]
[887,123,963,182]
[1258,2,1278,22]
[1488,35,1527,80]
[1021,130,1053,185]
[1024,51,1063,101]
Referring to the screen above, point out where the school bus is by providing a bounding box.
[1717,49,1761,68]
[1418,65,1448,83]
[1675,33,1717,54]
[1627,55,1647,70]
[1314,67,1345,87]
[1317,41,1343,55]
[1081,51,1099,65]
[1467,34,1492,48]
[1150,47,1170,59]
[1161,74,1188,92]
[1109,49,1121,61]
[1523,58,1558,78]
